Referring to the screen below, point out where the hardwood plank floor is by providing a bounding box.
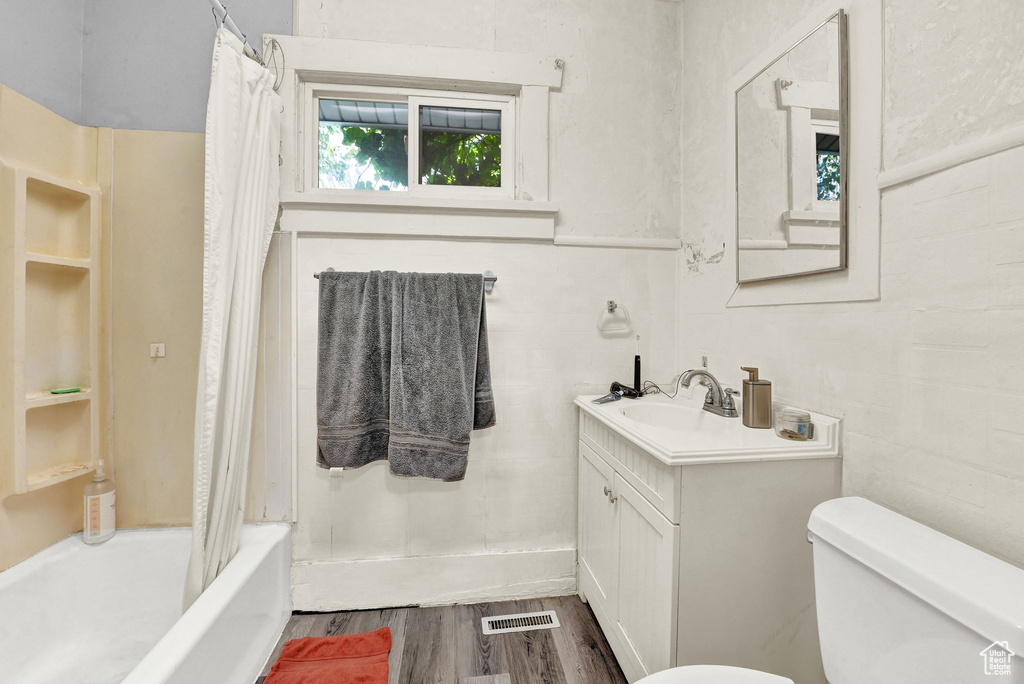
[258,595,626,684]
[541,596,624,684]
[399,605,457,684]
[454,602,509,677]
[497,599,567,684]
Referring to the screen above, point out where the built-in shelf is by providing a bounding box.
[25,388,92,408]
[24,262,91,397]
[2,164,100,498]
[26,463,95,492]
[280,191,558,216]
[23,400,94,494]
[25,253,92,270]
[279,191,558,241]
[24,175,95,260]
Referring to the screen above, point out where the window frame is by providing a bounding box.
[305,83,516,200]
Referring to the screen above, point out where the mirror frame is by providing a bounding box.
[734,9,850,284]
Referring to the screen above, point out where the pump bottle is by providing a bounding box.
[83,461,116,544]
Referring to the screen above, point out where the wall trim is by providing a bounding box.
[269,34,564,91]
[279,192,558,217]
[737,239,789,250]
[553,235,681,250]
[878,122,1024,190]
[256,232,294,522]
[290,548,578,611]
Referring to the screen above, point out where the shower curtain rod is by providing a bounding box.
[209,0,263,64]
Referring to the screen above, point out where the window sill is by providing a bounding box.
[279,191,558,241]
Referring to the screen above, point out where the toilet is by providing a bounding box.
[636,665,791,683]
[638,496,1024,684]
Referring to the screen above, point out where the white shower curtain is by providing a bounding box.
[184,26,281,609]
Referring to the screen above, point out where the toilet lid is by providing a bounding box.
[637,665,795,684]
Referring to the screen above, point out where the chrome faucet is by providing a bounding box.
[679,369,739,418]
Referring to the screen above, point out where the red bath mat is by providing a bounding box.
[265,626,391,684]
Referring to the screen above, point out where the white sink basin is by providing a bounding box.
[619,403,704,430]
[576,395,840,466]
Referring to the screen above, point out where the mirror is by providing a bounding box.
[736,11,848,283]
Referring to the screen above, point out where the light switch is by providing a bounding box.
[150,343,166,358]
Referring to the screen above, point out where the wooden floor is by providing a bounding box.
[257,595,626,684]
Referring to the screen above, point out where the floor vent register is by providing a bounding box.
[481,610,560,635]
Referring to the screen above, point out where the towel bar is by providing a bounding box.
[313,269,498,293]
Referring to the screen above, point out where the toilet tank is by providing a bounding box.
[808,497,1024,684]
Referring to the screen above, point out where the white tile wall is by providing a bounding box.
[680,0,1024,568]
[677,144,1024,566]
[293,237,676,573]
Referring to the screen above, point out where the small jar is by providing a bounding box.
[774,407,813,441]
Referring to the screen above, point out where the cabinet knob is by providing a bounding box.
[603,485,618,503]
[603,486,612,497]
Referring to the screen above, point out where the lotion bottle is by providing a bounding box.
[83,461,116,544]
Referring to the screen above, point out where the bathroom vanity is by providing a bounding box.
[575,394,841,684]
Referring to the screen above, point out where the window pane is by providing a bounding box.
[318,100,408,190]
[419,105,501,187]
[815,132,840,202]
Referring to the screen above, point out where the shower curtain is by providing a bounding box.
[183,26,281,609]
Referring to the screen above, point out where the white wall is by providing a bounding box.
[680,0,1024,566]
[292,237,676,609]
[80,0,292,132]
[294,0,681,241]
[0,0,85,122]
[883,0,1024,168]
[0,0,292,132]
[286,0,683,609]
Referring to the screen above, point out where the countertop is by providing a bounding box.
[575,392,840,466]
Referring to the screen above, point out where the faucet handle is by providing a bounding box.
[723,387,739,410]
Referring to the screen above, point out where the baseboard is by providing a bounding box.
[291,548,578,611]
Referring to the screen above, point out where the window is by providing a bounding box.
[418,105,502,187]
[314,87,514,197]
[277,35,562,239]
[815,131,840,202]
[318,100,408,191]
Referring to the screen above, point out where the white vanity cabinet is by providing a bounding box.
[576,400,842,684]
[579,441,679,680]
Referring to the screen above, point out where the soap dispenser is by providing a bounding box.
[740,367,772,429]
[83,460,116,544]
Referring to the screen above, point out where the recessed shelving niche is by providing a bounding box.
[1,165,101,497]
[25,262,92,396]
[25,401,94,491]
[25,177,93,259]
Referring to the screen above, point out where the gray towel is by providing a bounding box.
[317,270,496,481]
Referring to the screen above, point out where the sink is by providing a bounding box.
[578,395,839,465]
[619,403,704,430]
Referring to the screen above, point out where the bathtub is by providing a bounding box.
[0,523,291,684]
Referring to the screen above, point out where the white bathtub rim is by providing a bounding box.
[0,526,186,587]
[122,522,291,684]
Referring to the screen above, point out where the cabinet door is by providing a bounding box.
[578,441,619,612]
[613,473,679,680]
